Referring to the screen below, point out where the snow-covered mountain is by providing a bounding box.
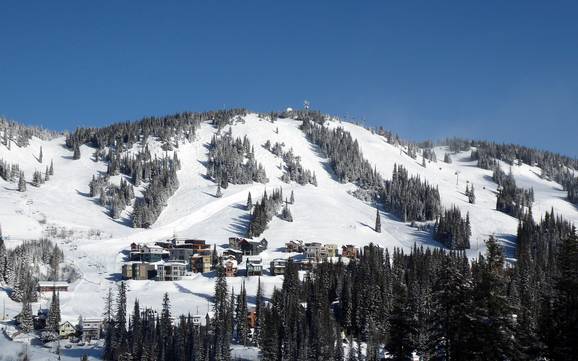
[1,111,577,324]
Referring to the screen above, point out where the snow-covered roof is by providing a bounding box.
[223,259,238,267]
[38,281,69,287]
[151,260,187,266]
[246,257,262,264]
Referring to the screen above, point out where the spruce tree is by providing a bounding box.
[213,265,231,360]
[47,289,61,333]
[49,159,54,175]
[549,228,578,359]
[18,171,26,192]
[246,191,252,209]
[114,282,128,352]
[235,281,249,346]
[20,299,33,333]
[254,277,263,346]
[39,146,43,163]
[468,184,476,204]
[470,237,516,359]
[375,208,381,233]
[281,203,293,222]
[73,143,81,160]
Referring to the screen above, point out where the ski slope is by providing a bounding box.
[1,112,577,333]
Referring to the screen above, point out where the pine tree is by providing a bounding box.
[375,208,381,233]
[235,281,249,346]
[213,265,231,360]
[32,170,42,187]
[386,277,415,360]
[18,171,26,192]
[211,244,218,270]
[103,287,114,324]
[0,229,6,285]
[47,289,61,333]
[114,282,128,351]
[290,190,295,204]
[470,237,516,359]
[468,184,476,204]
[20,299,33,333]
[49,159,54,175]
[444,153,452,164]
[281,202,293,222]
[246,191,253,210]
[254,277,263,346]
[73,143,81,160]
[548,228,578,359]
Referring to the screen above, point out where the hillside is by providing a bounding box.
[1,110,577,325]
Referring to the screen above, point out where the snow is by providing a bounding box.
[1,113,577,359]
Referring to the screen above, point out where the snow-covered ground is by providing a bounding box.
[1,113,577,359]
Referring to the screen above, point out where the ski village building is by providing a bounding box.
[246,257,263,276]
[37,281,69,293]
[222,256,238,277]
[270,258,287,275]
[80,318,103,341]
[59,321,76,338]
[121,236,358,281]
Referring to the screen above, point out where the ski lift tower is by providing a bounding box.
[304,100,310,110]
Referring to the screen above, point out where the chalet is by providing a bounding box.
[130,244,170,262]
[81,318,103,341]
[323,244,338,258]
[293,258,317,271]
[141,245,170,262]
[157,238,211,252]
[341,245,359,259]
[285,240,303,253]
[191,251,212,273]
[173,238,211,251]
[270,258,287,275]
[59,321,76,338]
[246,257,263,276]
[122,262,156,280]
[38,281,69,293]
[229,237,268,255]
[222,256,238,277]
[222,248,243,263]
[156,261,187,281]
[303,242,323,260]
[167,247,196,262]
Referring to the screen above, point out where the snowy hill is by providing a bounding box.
[1,111,577,326]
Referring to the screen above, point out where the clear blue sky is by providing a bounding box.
[1,1,577,157]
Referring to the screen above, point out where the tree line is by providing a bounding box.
[100,212,578,360]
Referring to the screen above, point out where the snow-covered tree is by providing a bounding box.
[18,171,26,192]
[20,300,33,333]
